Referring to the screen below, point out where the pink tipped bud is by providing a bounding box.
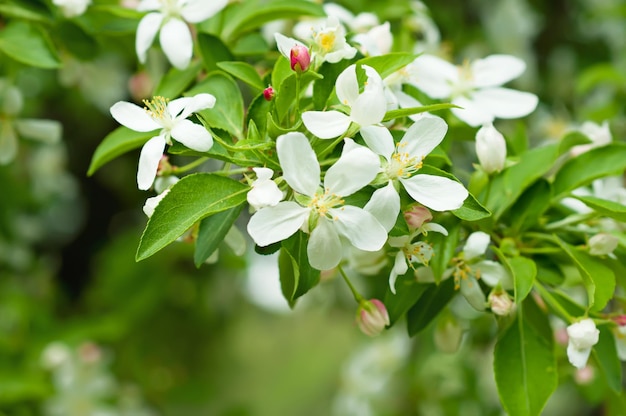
[488,290,515,316]
[356,299,390,337]
[613,315,626,326]
[290,45,311,73]
[263,85,275,101]
[404,205,432,230]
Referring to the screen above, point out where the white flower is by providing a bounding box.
[135,0,228,69]
[302,64,387,139]
[588,233,619,256]
[246,133,387,270]
[570,120,612,156]
[410,54,538,127]
[53,0,91,17]
[566,318,600,369]
[110,93,216,190]
[143,189,170,217]
[247,167,284,210]
[353,22,393,57]
[475,123,506,173]
[360,117,468,230]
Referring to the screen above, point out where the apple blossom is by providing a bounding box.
[53,0,91,18]
[588,233,619,256]
[110,93,216,190]
[356,299,390,337]
[475,123,507,173]
[566,318,599,369]
[247,167,283,211]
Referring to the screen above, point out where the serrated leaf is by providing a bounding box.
[0,21,60,68]
[88,126,153,176]
[136,173,249,261]
[552,143,626,200]
[279,231,320,306]
[494,298,557,416]
[572,195,626,222]
[154,62,202,98]
[555,236,615,311]
[593,326,622,393]
[406,277,455,336]
[194,205,243,267]
[217,61,266,91]
[357,52,418,79]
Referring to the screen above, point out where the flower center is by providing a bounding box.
[403,241,433,267]
[143,96,173,127]
[451,257,481,289]
[159,0,182,17]
[385,142,423,179]
[450,60,474,98]
[315,30,336,52]
[308,188,344,220]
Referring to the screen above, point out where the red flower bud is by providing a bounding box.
[263,85,275,101]
[290,45,311,73]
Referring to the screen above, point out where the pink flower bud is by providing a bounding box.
[263,85,275,101]
[356,299,390,337]
[290,45,311,73]
[403,205,432,230]
[613,315,626,326]
[488,290,515,316]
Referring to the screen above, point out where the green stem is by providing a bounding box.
[533,282,574,323]
[544,212,596,231]
[171,157,209,174]
[338,265,364,303]
[294,72,301,120]
[211,167,250,177]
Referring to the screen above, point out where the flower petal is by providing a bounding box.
[471,55,526,88]
[350,86,387,127]
[274,33,307,59]
[471,88,539,120]
[181,0,228,23]
[302,110,351,139]
[409,54,458,99]
[335,64,360,106]
[110,101,161,132]
[176,93,216,119]
[135,12,163,63]
[460,276,486,311]
[308,218,343,270]
[401,174,468,211]
[137,135,166,190]
[360,125,395,160]
[567,344,592,369]
[401,115,447,158]
[170,119,213,151]
[325,140,380,196]
[247,202,310,246]
[475,260,512,289]
[451,96,495,127]
[390,251,409,294]
[364,181,400,232]
[332,206,387,251]
[463,231,490,260]
[160,18,193,69]
[276,132,320,196]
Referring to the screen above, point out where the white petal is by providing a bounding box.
[135,13,163,63]
[308,218,343,270]
[422,223,448,236]
[276,132,320,196]
[567,344,592,369]
[178,93,216,119]
[475,260,512,289]
[360,125,395,160]
[325,142,380,196]
[170,119,213,151]
[274,33,307,59]
[464,231,490,260]
[160,18,193,69]
[335,64,359,106]
[181,0,228,23]
[137,135,166,190]
[471,88,539,120]
[364,181,400,232]
[401,115,447,158]
[253,167,273,181]
[409,54,458,99]
[332,206,387,251]
[247,180,283,210]
[451,96,494,127]
[390,251,409,294]
[471,55,526,88]
[110,101,161,132]
[350,87,387,127]
[460,276,486,311]
[247,202,310,246]
[401,174,468,211]
[302,110,351,139]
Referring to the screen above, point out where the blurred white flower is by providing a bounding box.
[570,120,612,156]
[53,0,91,17]
[566,318,599,369]
[588,232,619,256]
[353,22,393,57]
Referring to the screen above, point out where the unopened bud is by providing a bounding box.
[488,289,515,316]
[404,205,432,230]
[588,233,619,256]
[475,123,506,174]
[263,85,275,101]
[290,45,311,73]
[356,299,390,337]
[613,315,626,326]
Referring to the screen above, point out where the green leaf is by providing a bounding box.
[0,21,60,68]
[406,277,456,336]
[558,130,592,154]
[509,256,537,304]
[428,219,460,283]
[593,326,622,393]
[494,297,557,416]
[194,205,243,267]
[382,103,459,122]
[485,143,560,220]
[384,274,429,325]
[508,179,552,233]
[275,71,322,124]
[136,173,249,261]
[154,62,202,98]
[279,231,321,306]
[357,52,419,79]
[197,33,235,72]
[0,3,51,22]
[190,72,244,139]
[572,195,626,222]
[87,126,153,176]
[56,21,98,60]
[552,143,626,200]
[555,236,616,311]
[217,61,266,91]
[246,92,271,140]
[221,0,325,42]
